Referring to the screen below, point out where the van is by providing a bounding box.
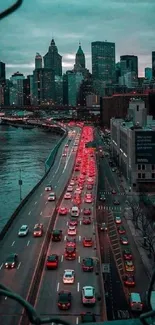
[71,206,80,217]
[130,293,143,312]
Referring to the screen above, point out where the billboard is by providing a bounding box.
[135,131,155,164]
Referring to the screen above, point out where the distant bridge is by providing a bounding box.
[0,105,100,112]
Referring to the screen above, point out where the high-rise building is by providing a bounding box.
[55,76,63,105]
[120,55,138,78]
[91,41,116,84]
[35,53,42,69]
[44,39,62,76]
[0,61,6,84]
[0,61,6,105]
[75,43,85,69]
[33,68,55,105]
[145,67,152,80]
[10,72,25,106]
[152,52,155,79]
[63,71,83,106]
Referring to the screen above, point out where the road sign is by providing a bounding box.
[102,263,110,273]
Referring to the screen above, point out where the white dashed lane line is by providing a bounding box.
[28,211,31,215]
[57,282,60,291]
[77,282,80,292]
[61,255,63,262]
[11,241,15,246]
[17,262,21,270]
[78,256,80,263]
[35,201,37,205]
[40,193,42,196]
[27,240,30,246]
[76,317,79,324]
[40,211,42,215]
[0,264,3,270]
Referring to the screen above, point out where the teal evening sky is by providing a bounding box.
[0,0,155,77]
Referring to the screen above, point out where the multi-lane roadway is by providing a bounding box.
[0,128,80,325]
[35,126,102,325]
[95,130,149,320]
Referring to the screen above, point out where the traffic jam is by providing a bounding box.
[43,126,100,321]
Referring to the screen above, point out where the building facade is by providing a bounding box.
[35,53,42,69]
[10,72,25,106]
[120,55,138,78]
[152,52,155,79]
[91,41,115,84]
[110,98,155,191]
[44,39,62,76]
[145,67,152,80]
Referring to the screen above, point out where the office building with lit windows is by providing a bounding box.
[91,41,115,84]
[10,72,25,106]
[110,98,155,191]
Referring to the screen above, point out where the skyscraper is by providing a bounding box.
[145,67,152,80]
[152,52,155,79]
[10,72,25,106]
[91,41,115,83]
[0,61,6,105]
[35,53,42,69]
[120,55,138,78]
[44,39,62,76]
[75,43,85,69]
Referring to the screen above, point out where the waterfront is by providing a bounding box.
[0,125,61,229]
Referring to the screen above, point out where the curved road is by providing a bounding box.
[35,127,101,325]
[0,128,80,325]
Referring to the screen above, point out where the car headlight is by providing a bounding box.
[5,263,8,266]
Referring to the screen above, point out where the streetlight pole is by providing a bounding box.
[19,168,23,202]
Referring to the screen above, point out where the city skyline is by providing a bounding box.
[0,0,155,78]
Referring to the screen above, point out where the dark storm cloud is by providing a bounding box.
[0,0,155,77]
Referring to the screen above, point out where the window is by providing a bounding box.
[138,173,141,179]
[152,174,155,179]
[142,173,145,179]
[137,105,139,111]
[138,165,141,170]
[142,165,145,170]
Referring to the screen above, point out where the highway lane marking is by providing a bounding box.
[11,241,15,246]
[66,221,68,226]
[80,220,82,225]
[5,296,7,300]
[45,201,48,205]
[78,256,80,263]
[17,262,21,269]
[27,240,30,246]
[57,282,60,291]
[35,201,37,205]
[61,255,63,262]
[81,209,83,212]
[77,282,80,292]
[40,211,42,215]
[64,235,67,241]
[76,317,79,324]
[0,263,3,270]
[28,211,31,215]
[79,235,81,241]
[40,193,42,196]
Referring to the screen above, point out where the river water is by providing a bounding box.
[0,125,61,229]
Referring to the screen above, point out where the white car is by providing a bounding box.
[67,186,73,192]
[18,225,29,237]
[75,188,82,195]
[68,226,76,236]
[48,192,56,201]
[82,286,96,305]
[45,184,52,191]
[63,269,75,284]
[64,192,72,199]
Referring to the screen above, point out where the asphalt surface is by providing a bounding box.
[0,128,80,325]
[35,150,101,324]
[95,131,150,320]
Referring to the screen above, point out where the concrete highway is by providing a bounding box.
[95,130,149,320]
[35,127,102,325]
[0,128,80,325]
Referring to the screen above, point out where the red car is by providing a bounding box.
[66,238,76,248]
[82,217,91,225]
[123,249,133,260]
[65,246,76,260]
[33,223,43,237]
[46,254,58,269]
[82,258,94,272]
[59,207,68,215]
[83,208,91,215]
[83,237,93,247]
[69,219,78,226]
[87,184,93,190]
